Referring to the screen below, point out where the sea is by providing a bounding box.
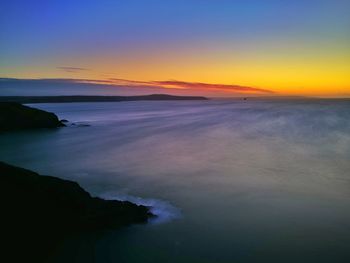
[1,99,350,262]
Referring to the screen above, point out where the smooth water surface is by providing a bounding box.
[1,99,350,262]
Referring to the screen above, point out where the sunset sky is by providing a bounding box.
[1,0,349,97]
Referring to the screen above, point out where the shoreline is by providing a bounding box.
[1,161,154,262]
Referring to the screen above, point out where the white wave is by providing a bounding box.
[100,192,181,224]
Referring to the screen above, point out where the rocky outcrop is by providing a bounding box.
[0,102,65,132]
[0,161,153,262]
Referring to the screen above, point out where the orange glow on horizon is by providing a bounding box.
[2,39,349,97]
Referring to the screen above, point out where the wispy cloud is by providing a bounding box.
[57,67,90,73]
[0,77,275,95]
[149,80,274,94]
[36,77,275,94]
[89,78,274,94]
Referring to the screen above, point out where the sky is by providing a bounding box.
[1,0,349,97]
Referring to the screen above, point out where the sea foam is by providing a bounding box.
[100,192,181,224]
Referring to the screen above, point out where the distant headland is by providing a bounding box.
[0,94,209,104]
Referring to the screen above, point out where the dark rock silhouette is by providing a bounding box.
[0,161,153,262]
[0,102,65,132]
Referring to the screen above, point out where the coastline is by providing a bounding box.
[0,103,154,262]
[0,102,65,132]
[0,161,153,262]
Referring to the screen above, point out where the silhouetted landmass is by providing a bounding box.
[0,94,208,103]
[0,161,152,262]
[0,102,65,132]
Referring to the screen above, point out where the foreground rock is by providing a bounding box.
[0,102,65,132]
[0,161,152,262]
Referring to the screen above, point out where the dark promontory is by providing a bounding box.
[0,102,65,132]
[0,161,152,262]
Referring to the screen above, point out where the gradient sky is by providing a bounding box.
[1,0,349,97]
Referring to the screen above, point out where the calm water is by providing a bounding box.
[1,99,350,262]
